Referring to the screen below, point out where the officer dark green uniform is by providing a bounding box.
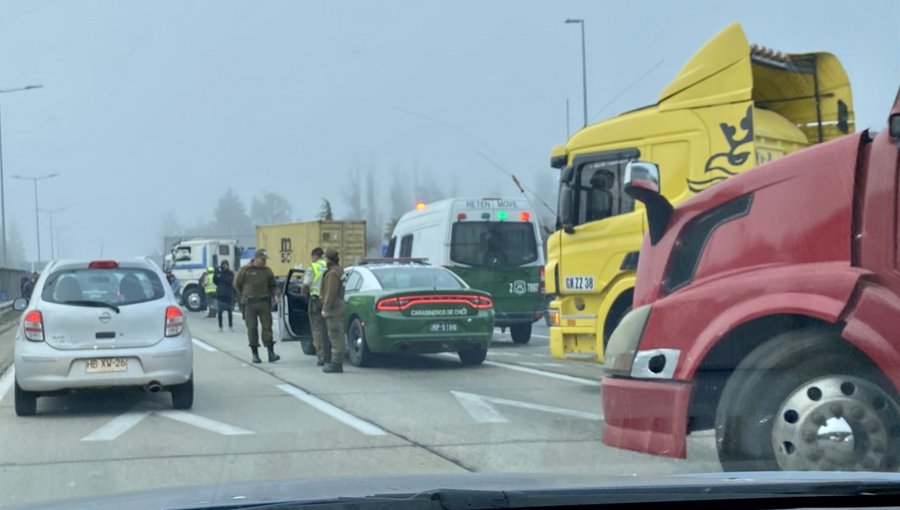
[302,247,330,366]
[320,248,346,373]
[234,249,281,363]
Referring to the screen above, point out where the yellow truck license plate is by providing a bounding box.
[85,358,128,373]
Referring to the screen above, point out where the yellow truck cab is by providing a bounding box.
[545,22,853,362]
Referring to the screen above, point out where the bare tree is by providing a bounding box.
[383,217,399,242]
[342,164,364,220]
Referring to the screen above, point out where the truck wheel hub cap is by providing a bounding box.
[772,375,900,471]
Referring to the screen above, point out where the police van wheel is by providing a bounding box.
[346,318,372,367]
[510,323,532,344]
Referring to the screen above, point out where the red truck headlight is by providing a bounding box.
[603,304,652,376]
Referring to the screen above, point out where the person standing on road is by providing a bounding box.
[302,247,330,366]
[234,249,281,363]
[214,260,236,332]
[320,248,346,373]
[202,266,217,318]
[22,272,38,301]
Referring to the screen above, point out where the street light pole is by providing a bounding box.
[13,173,59,265]
[0,85,43,266]
[40,207,65,260]
[565,19,587,127]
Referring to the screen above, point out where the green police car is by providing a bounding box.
[280,259,495,367]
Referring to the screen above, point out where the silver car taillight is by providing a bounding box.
[165,306,184,337]
[23,310,44,342]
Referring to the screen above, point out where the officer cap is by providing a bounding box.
[325,248,339,262]
[255,249,269,259]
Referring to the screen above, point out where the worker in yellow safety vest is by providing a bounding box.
[203,266,217,317]
[302,247,330,366]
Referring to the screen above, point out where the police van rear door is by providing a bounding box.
[446,199,544,325]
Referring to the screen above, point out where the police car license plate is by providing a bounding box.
[85,357,128,373]
[430,322,458,332]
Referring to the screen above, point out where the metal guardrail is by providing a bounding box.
[0,300,17,327]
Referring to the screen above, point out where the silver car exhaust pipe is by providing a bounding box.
[145,381,163,393]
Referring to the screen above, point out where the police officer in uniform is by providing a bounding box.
[302,247,330,366]
[234,249,281,363]
[320,248,346,373]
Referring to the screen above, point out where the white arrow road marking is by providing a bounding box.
[82,409,252,441]
[436,352,599,386]
[192,338,218,352]
[156,410,253,435]
[0,366,15,403]
[276,384,386,436]
[82,411,151,441]
[452,391,603,423]
[450,391,509,423]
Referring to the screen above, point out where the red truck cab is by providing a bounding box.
[602,88,900,472]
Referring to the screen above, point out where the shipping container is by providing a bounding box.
[256,221,366,277]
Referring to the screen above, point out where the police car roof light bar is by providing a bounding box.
[358,258,429,266]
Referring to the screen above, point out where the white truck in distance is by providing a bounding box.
[163,239,243,312]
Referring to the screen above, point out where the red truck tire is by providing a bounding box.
[715,328,900,472]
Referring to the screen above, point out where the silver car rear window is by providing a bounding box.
[41,268,166,306]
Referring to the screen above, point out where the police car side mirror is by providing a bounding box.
[13,298,27,311]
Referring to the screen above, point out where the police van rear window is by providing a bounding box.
[450,222,538,267]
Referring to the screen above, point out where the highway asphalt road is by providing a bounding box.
[0,313,720,507]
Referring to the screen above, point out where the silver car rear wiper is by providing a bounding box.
[62,300,121,313]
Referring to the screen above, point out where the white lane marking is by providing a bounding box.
[436,352,599,386]
[531,334,550,339]
[0,366,15,403]
[156,410,253,435]
[192,338,218,352]
[81,412,151,441]
[276,384,386,436]
[519,362,566,368]
[483,360,599,386]
[452,391,603,423]
[488,352,521,357]
[451,390,508,423]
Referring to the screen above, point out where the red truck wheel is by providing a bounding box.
[715,328,900,472]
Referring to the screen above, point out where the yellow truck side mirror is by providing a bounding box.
[624,161,673,245]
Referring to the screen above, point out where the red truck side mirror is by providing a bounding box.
[624,161,673,245]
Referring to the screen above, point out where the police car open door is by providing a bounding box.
[278,268,314,354]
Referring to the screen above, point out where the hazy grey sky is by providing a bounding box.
[0,0,897,260]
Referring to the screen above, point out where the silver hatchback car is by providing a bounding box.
[13,258,194,416]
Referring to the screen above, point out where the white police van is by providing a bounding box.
[387,197,545,343]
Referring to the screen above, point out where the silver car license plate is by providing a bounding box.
[430,322,458,332]
[85,358,128,373]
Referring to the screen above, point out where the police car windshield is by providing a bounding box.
[371,267,465,290]
[450,221,538,267]
[41,268,166,306]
